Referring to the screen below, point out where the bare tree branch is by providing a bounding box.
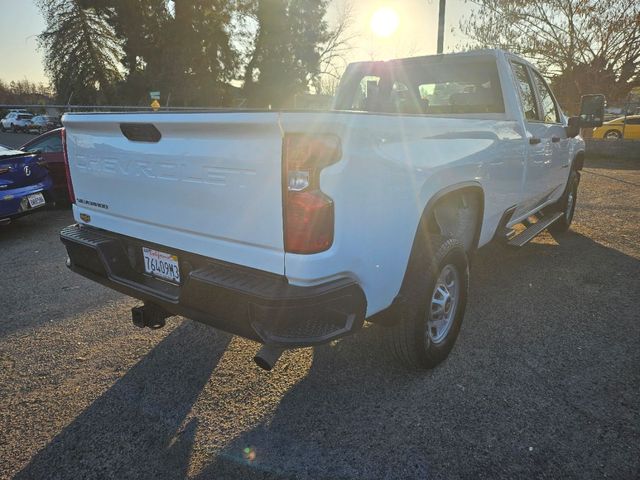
[460,0,640,106]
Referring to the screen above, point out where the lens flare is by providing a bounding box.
[370,7,400,38]
[243,446,257,462]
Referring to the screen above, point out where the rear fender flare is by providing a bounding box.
[370,182,484,325]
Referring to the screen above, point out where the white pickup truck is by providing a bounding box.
[60,50,604,370]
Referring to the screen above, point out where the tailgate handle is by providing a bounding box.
[120,123,161,143]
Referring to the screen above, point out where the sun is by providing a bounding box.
[370,6,400,38]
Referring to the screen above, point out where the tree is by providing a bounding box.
[82,0,173,104]
[161,0,239,106]
[0,79,53,104]
[38,0,239,106]
[461,0,640,111]
[242,0,331,107]
[314,0,356,92]
[37,0,124,104]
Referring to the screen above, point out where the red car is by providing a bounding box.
[20,128,69,204]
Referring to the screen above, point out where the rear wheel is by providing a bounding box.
[386,235,469,369]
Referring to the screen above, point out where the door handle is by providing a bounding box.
[529,137,541,145]
[551,136,561,142]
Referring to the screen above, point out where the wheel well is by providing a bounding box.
[369,185,484,326]
[422,186,484,254]
[573,151,585,171]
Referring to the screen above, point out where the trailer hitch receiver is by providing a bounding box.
[131,303,170,329]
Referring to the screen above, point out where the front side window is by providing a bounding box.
[532,71,559,123]
[511,62,539,121]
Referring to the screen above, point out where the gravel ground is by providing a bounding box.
[0,155,638,479]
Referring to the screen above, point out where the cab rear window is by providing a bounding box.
[335,56,505,115]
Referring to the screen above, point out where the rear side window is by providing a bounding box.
[26,134,63,153]
[532,71,560,123]
[18,114,32,120]
[335,57,505,115]
[511,62,539,121]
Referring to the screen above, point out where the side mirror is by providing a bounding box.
[578,94,605,127]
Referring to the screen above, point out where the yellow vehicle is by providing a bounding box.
[592,115,640,140]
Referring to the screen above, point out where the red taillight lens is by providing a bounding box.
[61,128,75,204]
[285,191,334,254]
[283,134,341,254]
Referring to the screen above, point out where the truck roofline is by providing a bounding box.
[344,48,514,68]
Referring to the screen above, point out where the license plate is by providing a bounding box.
[27,192,45,208]
[142,247,180,283]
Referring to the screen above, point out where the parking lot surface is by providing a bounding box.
[0,141,638,478]
[0,131,35,150]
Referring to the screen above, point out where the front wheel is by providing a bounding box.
[548,171,579,233]
[386,235,469,369]
[604,129,622,140]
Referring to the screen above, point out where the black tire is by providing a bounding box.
[11,124,17,133]
[548,171,579,233]
[604,129,622,140]
[386,235,469,369]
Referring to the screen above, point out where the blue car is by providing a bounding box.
[0,144,53,223]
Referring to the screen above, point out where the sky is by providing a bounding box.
[1,0,47,84]
[0,0,472,86]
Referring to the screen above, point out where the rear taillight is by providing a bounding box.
[61,128,75,204]
[283,134,341,254]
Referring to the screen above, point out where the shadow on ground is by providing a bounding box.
[14,232,640,479]
[1,209,123,339]
[15,322,231,480]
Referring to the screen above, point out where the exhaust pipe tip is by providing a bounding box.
[254,345,286,371]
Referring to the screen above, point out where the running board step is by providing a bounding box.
[507,212,564,247]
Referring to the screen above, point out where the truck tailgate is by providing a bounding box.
[63,112,285,274]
